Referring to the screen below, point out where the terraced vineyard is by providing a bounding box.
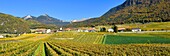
[0,41,41,56]
[0,32,170,55]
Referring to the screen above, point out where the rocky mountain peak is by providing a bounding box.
[102,0,166,17]
[123,0,163,6]
[23,15,34,20]
[41,14,49,17]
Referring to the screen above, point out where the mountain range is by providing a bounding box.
[69,0,170,27]
[23,14,70,26]
[0,13,60,33]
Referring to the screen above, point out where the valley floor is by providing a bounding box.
[0,32,170,56]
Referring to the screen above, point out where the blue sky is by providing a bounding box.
[0,0,125,21]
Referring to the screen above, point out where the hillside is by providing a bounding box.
[69,0,170,27]
[0,13,30,33]
[26,20,57,29]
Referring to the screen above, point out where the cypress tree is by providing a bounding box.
[114,25,118,33]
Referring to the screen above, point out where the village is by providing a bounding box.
[1,24,170,38]
[0,26,140,38]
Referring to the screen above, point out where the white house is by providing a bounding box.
[132,28,141,32]
[60,28,63,31]
[77,29,83,32]
[108,28,114,32]
[46,29,51,33]
[0,35,4,38]
[35,29,46,34]
[31,29,52,34]
[84,30,89,32]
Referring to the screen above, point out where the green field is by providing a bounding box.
[104,32,170,44]
[104,35,170,44]
[0,32,170,55]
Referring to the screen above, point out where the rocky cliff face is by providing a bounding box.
[124,0,161,5]
[122,0,170,6]
[103,0,164,17]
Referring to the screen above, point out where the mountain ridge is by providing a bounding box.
[69,0,170,27]
[23,14,70,26]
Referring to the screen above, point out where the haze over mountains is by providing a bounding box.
[69,0,170,27]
